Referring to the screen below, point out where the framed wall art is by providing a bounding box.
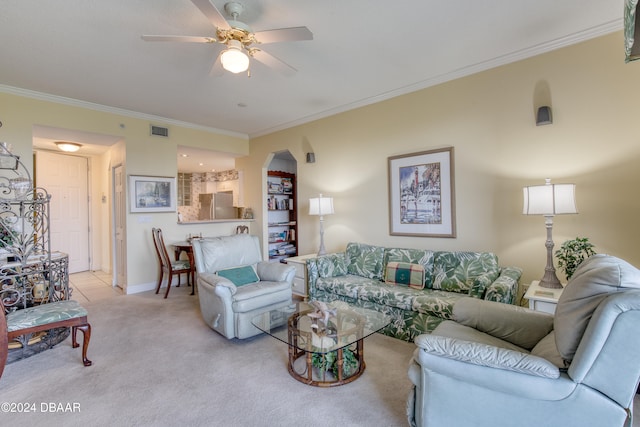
[129,175,176,213]
[388,147,456,237]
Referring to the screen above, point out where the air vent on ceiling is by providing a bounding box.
[150,125,169,138]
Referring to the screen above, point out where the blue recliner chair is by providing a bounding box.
[407,254,640,427]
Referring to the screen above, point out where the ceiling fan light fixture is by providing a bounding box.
[55,141,82,152]
[220,40,249,74]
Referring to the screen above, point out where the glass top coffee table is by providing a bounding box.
[251,300,391,387]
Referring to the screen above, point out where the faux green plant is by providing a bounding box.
[555,237,596,280]
[0,221,14,247]
[312,347,358,378]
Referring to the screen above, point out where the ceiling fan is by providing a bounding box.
[142,0,313,76]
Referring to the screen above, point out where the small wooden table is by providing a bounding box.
[524,280,564,314]
[172,241,196,295]
[285,254,316,299]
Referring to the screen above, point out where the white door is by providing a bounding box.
[35,151,90,273]
[113,165,127,291]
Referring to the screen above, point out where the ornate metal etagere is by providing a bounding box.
[0,143,70,362]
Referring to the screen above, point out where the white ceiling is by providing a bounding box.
[0,0,624,147]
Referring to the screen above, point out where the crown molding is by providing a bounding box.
[0,84,249,140]
[250,20,623,138]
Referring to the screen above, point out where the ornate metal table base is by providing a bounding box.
[7,327,70,364]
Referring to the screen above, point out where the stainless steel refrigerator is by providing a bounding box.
[198,192,235,220]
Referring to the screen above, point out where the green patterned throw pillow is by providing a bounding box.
[385,262,425,289]
[346,243,385,280]
[217,265,259,286]
[316,253,348,278]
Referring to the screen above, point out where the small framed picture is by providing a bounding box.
[129,175,176,213]
[388,147,456,237]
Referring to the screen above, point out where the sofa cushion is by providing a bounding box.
[554,254,640,362]
[412,291,467,320]
[315,275,376,300]
[384,262,425,289]
[384,247,435,288]
[316,253,348,278]
[197,235,262,273]
[6,300,87,332]
[356,281,420,311]
[432,252,499,295]
[432,320,528,353]
[217,265,259,286]
[418,332,559,379]
[231,280,292,313]
[346,242,385,280]
[530,331,566,369]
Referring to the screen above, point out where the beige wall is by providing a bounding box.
[1,90,249,292]
[240,31,640,286]
[2,30,639,293]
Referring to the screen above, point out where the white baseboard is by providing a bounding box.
[125,281,157,295]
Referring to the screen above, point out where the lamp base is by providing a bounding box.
[538,270,563,289]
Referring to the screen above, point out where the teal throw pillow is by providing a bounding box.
[217,265,259,286]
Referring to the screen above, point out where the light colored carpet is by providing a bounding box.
[1,287,638,427]
[0,287,415,427]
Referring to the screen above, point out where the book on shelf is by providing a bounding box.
[268,221,296,227]
[276,242,295,255]
[268,181,283,194]
[278,198,289,210]
[281,177,293,194]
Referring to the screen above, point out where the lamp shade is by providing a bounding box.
[523,179,577,215]
[309,195,334,216]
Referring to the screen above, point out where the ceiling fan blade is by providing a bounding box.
[191,0,231,30]
[254,27,313,44]
[251,49,297,76]
[141,35,216,43]
[210,53,224,77]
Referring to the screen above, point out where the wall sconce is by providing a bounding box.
[536,106,552,126]
[306,152,315,163]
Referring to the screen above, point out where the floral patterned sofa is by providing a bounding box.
[307,242,522,342]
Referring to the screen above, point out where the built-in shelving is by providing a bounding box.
[267,171,297,262]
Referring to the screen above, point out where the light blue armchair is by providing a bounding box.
[407,254,640,427]
[191,234,295,339]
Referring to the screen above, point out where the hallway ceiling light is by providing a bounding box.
[55,141,82,152]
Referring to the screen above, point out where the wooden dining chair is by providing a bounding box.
[152,227,191,298]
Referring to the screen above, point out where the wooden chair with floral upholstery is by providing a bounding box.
[0,297,92,379]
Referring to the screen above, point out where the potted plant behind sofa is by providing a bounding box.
[555,237,596,280]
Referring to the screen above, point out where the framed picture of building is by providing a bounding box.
[129,175,176,213]
[388,147,456,237]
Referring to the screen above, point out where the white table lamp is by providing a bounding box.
[523,178,577,288]
[309,194,334,256]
